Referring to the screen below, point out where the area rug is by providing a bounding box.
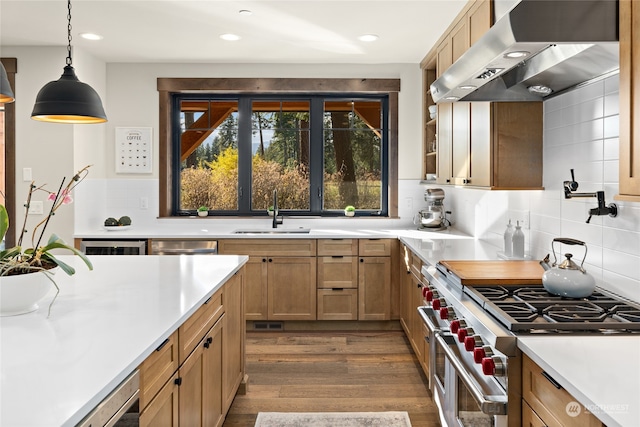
[254,411,412,427]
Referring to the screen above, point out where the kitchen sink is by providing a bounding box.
[233,228,310,234]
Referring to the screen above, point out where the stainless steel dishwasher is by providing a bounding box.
[150,239,218,255]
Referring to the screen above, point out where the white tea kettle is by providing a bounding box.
[539,238,596,298]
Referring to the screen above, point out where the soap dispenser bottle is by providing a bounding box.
[503,220,514,257]
[512,221,525,258]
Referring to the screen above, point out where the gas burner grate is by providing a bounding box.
[612,305,640,323]
[542,303,609,323]
[491,302,538,322]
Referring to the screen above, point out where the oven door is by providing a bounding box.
[77,370,140,427]
[435,334,508,427]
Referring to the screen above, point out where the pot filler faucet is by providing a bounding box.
[272,189,283,228]
[563,169,617,223]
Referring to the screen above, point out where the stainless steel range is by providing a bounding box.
[417,262,640,427]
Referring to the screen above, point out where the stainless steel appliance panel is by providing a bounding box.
[81,240,147,256]
[150,239,218,255]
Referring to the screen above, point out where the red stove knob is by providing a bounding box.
[450,319,465,334]
[482,356,506,376]
[439,307,449,319]
[474,346,494,364]
[422,287,429,298]
[424,290,434,301]
[432,298,443,310]
[457,327,473,343]
[464,335,482,352]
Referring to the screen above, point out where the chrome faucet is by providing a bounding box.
[272,189,283,228]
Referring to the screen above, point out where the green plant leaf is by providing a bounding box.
[41,234,94,272]
[0,205,8,243]
[42,253,76,276]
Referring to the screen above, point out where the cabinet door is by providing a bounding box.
[620,0,640,198]
[222,270,244,413]
[204,317,224,427]
[317,288,358,320]
[139,372,179,427]
[244,256,268,320]
[437,103,453,184]
[436,37,452,78]
[468,0,491,46]
[358,256,391,320]
[450,18,469,63]
[522,400,546,427]
[468,102,491,187]
[179,341,205,427]
[451,102,471,185]
[410,273,424,362]
[268,257,317,320]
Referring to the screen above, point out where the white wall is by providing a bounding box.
[3,46,107,246]
[428,74,640,302]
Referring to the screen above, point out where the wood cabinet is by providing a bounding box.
[522,354,604,427]
[436,101,543,188]
[139,269,245,427]
[317,239,359,320]
[619,0,640,200]
[358,239,391,320]
[421,0,543,189]
[219,240,316,321]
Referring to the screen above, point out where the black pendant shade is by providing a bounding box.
[31,65,107,124]
[0,62,15,104]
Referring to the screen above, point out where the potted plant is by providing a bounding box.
[197,206,209,217]
[267,205,274,217]
[344,205,356,217]
[0,165,93,316]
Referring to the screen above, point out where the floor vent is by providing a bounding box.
[253,321,284,330]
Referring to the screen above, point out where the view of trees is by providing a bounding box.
[179,100,382,213]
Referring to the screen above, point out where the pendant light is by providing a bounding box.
[0,62,15,104]
[31,0,107,123]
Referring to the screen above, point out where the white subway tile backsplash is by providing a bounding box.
[603,137,620,161]
[603,115,620,138]
[604,92,619,116]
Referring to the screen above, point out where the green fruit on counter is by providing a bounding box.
[104,217,119,226]
[118,216,132,226]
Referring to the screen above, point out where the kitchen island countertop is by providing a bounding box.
[399,235,640,427]
[0,254,248,427]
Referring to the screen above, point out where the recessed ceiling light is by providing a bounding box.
[504,51,530,59]
[528,85,553,95]
[220,33,241,41]
[79,32,103,41]
[358,34,379,42]
[239,9,252,16]
[459,85,477,90]
[445,96,460,101]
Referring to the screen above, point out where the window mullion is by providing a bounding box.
[309,97,324,213]
[237,97,252,213]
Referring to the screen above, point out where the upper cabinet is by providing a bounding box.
[420,0,543,190]
[619,0,640,200]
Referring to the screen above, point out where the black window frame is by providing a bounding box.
[171,93,390,217]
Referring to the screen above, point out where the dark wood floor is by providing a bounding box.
[222,330,441,427]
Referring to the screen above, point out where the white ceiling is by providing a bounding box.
[0,0,466,64]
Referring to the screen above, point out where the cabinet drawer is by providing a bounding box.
[178,289,224,363]
[219,239,316,256]
[358,239,391,256]
[139,330,179,410]
[317,289,358,320]
[522,354,604,427]
[317,239,358,256]
[409,251,422,278]
[317,256,358,289]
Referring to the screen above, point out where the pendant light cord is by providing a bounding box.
[66,0,73,66]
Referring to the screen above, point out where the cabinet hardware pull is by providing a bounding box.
[204,341,210,349]
[331,255,344,259]
[331,288,344,291]
[360,258,364,262]
[207,337,213,344]
[541,371,563,389]
[204,296,212,304]
[175,377,182,386]
[268,258,272,262]
[262,258,267,262]
[155,338,169,351]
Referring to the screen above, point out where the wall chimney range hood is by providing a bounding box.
[430,0,619,103]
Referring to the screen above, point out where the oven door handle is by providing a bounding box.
[435,334,508,416]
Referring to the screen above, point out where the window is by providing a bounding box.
[159,78,399,218]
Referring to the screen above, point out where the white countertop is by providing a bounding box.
[0,254,248,427]
[518,336,640,427]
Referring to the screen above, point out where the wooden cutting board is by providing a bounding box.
[437,260,544,286]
